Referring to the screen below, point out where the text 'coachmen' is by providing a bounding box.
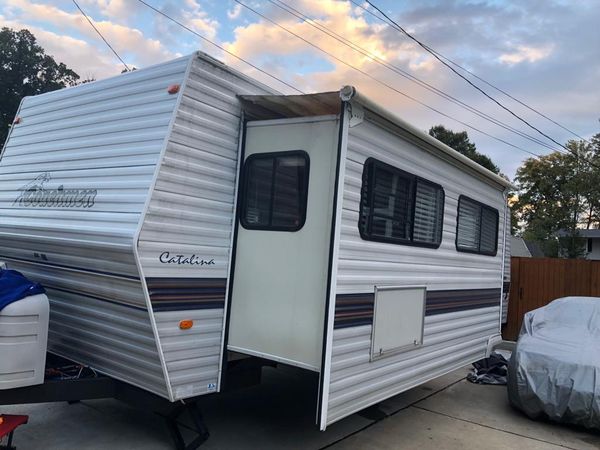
[13,173,97,208]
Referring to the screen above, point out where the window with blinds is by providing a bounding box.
[359,158,444,248]
[456,196,498,255]
[241,151,309,231]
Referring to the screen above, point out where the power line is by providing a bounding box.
[427,48,590,143]
[351,0,589,144]
[72,0,130,72]
[362,0,579,153]
[363,0,600,173]
[135,0,303,94]
[269,0,559,153]
[232,0,541,159]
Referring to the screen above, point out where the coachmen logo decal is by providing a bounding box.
[13,173,97,208]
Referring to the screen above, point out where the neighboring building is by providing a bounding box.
[580,229,600,260]
[511,236,531,257]
[557,229,600,260]
[524,240,545,258]
[510,236,545,258]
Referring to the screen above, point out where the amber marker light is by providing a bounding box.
[179,320,193,330]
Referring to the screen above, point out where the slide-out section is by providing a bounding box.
[319,111,506,428]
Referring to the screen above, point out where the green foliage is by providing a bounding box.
[514,133,600,257]
[428,125,501,174]
[558,233,587,259]
[0,27,80,147]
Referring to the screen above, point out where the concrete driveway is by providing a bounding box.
[2,366,599,449]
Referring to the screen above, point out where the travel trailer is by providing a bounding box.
[0,51,511,431]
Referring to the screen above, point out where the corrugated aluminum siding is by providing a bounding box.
[325,116,505,426]
[138,54,273,277]
[0,55,192,399]
[155,309,224,399]
[48,287,167,397]
[328,307,499,424]
[137,54,273,399]
[337,118,505,293]
[0,55,191,275]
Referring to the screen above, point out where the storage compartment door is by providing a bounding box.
[371,286,426,360]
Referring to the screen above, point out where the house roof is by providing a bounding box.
[557,228,600,238]
[524,240,545,258]
[511,236,532,257]
[577,229,600,238]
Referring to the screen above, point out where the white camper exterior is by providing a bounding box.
[0,52,273,401]
[1,53,510,430]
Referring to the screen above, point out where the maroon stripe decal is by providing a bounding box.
[146,278,226,312]
[335,288,501,329]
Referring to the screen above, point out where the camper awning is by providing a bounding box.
[239,91,341,120]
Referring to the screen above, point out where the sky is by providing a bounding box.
[1,0,598,179]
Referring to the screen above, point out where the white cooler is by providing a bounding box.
[0,292,49,389]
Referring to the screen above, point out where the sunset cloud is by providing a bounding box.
[221,0,412,94]
[0,16,119,79]
[3,0,176,76]
[499,44,554,65]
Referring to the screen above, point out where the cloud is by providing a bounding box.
[227,4,242,20]
[0,16,121,79]
[4,0,177,72]
[499,44,553,65]
[92,0,140,19]
[179,0,219,40]
[221,0,401,87]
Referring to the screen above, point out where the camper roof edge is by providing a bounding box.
[193,51,280,95]
[340,85,513,190]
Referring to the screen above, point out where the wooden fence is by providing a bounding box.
[503,257,600,340]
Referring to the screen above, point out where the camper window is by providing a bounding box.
[240,151,309,231]
[359,158,444,248]
[456,196,498,256]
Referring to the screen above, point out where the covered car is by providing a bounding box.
[508,296,600,430]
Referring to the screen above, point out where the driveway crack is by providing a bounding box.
[411,404,578,450]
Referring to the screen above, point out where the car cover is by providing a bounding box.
[507,296,600,430]
[0,269,46,311]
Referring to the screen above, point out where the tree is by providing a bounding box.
[428,125,501,174]
[1,28,80,147]
[513,133,600,257]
